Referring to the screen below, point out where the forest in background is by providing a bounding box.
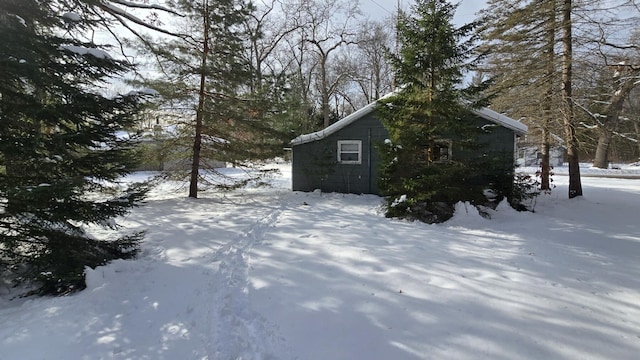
[120,0,640,166]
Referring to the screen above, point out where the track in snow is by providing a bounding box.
[204,190,290,359]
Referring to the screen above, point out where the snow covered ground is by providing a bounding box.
[1,163,639,359]
[520,162,640,179]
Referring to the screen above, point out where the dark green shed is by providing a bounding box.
[291,100,528,195]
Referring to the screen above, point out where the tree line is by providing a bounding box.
[479,0,640,194]
[126,0,640,199]
[129,0,399,198]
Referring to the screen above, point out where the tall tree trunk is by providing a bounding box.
[593,68,639,168]
[321,58,330,128]
[593,128,613,169]
[540,129,551,189]
[540,0,556,190]
[561,0,582,198]
[635,121,640,159]
[189,1,210,199]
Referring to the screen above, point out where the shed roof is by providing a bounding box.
[292,102,378,145]
[291,96,528,146]
[471,106,529,136]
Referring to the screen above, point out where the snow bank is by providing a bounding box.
[450,201,485,221]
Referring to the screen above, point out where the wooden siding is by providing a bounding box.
[292,113,519,195]
[292,112,388,194]
[476,118,518,154]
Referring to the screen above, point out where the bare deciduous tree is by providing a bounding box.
[353,18,395,103]
[574,1,640,167]
[296,0,362,127]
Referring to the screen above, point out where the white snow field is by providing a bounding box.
[1,163,639,360]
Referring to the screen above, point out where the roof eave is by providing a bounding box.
[291,94,528,145]
[471,107,528,136]
[291,103,377,146]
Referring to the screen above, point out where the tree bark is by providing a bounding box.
[320,57,330,127]
[540,0,556,191]
[593,68,639,168]
[189,1,210,199]
[593,128,613,169]
[561,0,582,198]
[635,121,640,159]
[540,132,551,190]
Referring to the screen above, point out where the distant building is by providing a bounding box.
[517,145,565,167]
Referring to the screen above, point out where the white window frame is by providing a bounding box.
[337,140,362,164]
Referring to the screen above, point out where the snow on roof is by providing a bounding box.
[291,102,377,145]
[291,96,528,145]
[471,107,528,135]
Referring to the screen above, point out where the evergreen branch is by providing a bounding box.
[107,12,160,52]
[96,0,184,38]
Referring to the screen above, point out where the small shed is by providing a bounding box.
[291,100,528,195]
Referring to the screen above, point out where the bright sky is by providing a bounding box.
[363,0,488,24]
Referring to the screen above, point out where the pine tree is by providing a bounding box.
[139,0,285,198]
[0,0,148,295]
[561,0,582,198]
[376,0,500,223]
[480,0,584,198]
[479,0,562,191]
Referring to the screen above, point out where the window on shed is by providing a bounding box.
[433,140,452,162]
[337,140,362,164]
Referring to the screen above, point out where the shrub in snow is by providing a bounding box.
[510,173,541,212]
